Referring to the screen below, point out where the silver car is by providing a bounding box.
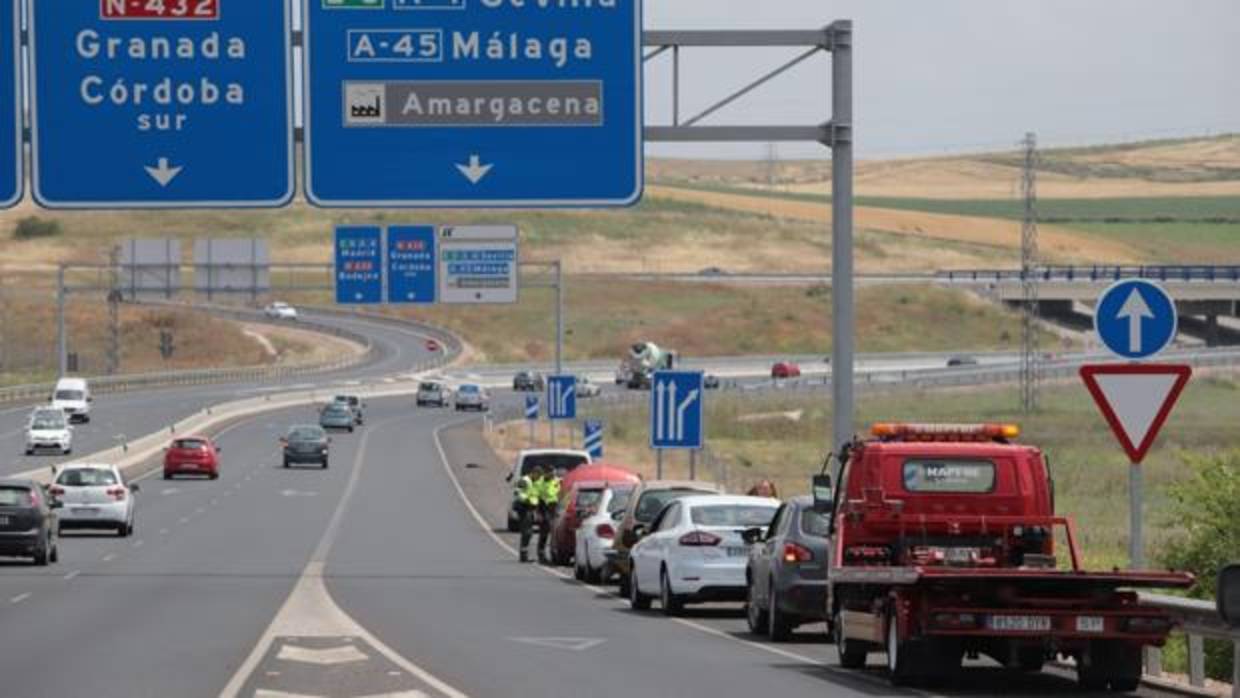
[454,384,490,412]
[416,381,451,408]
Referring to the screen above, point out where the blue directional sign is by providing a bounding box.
[303,0,643,207]
[524,395,540,422]
[1095,280,1178,360]
[547,375,577,422]
[583,419,604,459]
[0,0,19,209]
[651,371,704,450]
[387,225,436,304]
[28,0,294,208]
[335,226,383,304]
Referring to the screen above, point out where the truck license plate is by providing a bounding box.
[988,615,1051,632]
[1076,616,1105,633]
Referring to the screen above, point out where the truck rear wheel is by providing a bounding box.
[1077,641,1142,693]
[886,613,916,685]
[834,612,868,669]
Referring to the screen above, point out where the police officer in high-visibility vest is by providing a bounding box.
[516,468,543,563]
[533,470,562,564]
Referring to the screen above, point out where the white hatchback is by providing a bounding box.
[264,302,298,320]
[50,464,139,537]
[629,494,779,615]
[574,484,638,583]
[25,408,73,455]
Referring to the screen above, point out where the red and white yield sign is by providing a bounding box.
[1080,364,1192,463]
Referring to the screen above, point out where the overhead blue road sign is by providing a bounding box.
[335,226,383,304]
[28,0,294,208]
[547,375,576,422]
[1095,280,1178,360]
[303,0,643,207]
[524,395,540,422]
[387,225,436,304]
[584,419,604,459]
[0,0,19,208]
[651,371,704,450]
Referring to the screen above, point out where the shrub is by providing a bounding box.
[13,216,62,240]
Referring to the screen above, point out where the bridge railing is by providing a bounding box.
[939,265,1240,283]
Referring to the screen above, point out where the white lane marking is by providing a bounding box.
[178,517,190,525]
[102,553,117,562]
[63,570,80,581]
[429,421,945,698]
[277,644,369,666]
[508,637,606,651]
[219,415,468,698]
[10,593,31,604]
[132,540,144,548]
[196,507,206,515]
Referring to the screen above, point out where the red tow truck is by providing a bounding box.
[818,422,1193,692]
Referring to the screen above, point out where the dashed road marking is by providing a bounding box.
[63,570,80,581]
[102,553,117,562]
[10,593,31,604]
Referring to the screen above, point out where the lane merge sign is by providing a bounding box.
[583,419,604,459]
[651,371,704,450]
[547,375,576,422]
[0,0,18,208]
[1080,364,1192,464]
[524,395,540,422]
[29,0,294,208]
[1094,280,1178,360]
[303,0,643,207]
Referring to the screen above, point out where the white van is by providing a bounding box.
[51,378,92,424]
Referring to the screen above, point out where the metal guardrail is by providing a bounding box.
[940,266,1240,284]
[1141,593,1240,697]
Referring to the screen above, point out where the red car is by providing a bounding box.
[548,464,641,566]
[771,361,802,379]
[163,436,221,480]
[425,339,441,352]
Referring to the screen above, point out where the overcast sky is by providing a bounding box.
[644,0,1239,159]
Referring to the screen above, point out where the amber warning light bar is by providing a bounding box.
[871,423,1021,442]
[102,0,220,20]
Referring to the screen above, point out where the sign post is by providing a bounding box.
[1087,279,1184,570]
[650,371,705,480]
[29,0,294,208]
[302,0,642,207]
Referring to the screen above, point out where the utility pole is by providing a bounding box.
[764,142,778,188]
[830,21,855,453]
[57,264,67,378]
[1020,132,1041,413]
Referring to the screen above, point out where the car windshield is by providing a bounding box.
[419,383,441,391]
[31,415,66,430]
[575,489,605,510]
[335,396,359,405]
[289,427,325,441]
[324,406,350,416]
[57,469,118,487]
[519,454,588,477]
[0,486,31,507]
[607,487,635,513]
[55,390,84,401]
[902,460,997,494]
[800,509,831,537]
[635,489,709,523]
[173,439,207,450]
[459,385,479,394]
[690,504,778,527]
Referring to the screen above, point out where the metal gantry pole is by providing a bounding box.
[57,264,67,378]
[555,260,564,376]
[829,20,855,452]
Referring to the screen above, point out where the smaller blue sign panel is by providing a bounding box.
[650,371,704,450]
[335,226,383,304]
[524,395,540,421]
[583,419,604,459]
[547,375,576,422]
[1094,280,1178,360]
[0,0,19,208]
[387,225,436,304]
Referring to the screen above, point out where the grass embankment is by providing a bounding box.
[492,373,1240,571]
[0,298,312,385]
[355,281,1064,364]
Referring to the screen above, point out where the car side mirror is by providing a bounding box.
[611,510,624,522]
[130,483,140,493]
[1219,564,1240,628]
[741,527,764,545]
[812,474,834,514]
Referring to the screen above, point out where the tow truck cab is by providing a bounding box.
[827,423,1193,691]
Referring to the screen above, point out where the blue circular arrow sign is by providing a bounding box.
[1094,280,1177,360]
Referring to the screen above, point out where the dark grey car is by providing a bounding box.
[0,479,60,566]
[744,495,831,641]
[319,404,356,432]
[282,426,330,469]
[332,395,365,425]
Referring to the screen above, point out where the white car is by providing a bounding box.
[629,494,779,615]
[505,449,593,531]
[50,464,139,537]
[51,377,91,423]
[264,302,298,320]
[25,408,73,455]
[577,376,602,399]
[574,483,638,583]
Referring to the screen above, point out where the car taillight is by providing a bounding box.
[50,486,65,497]
[783,542,814,563]
[596,523,615,539]
[679,531,722,547]
[107,487,126,502]
[27,491,40,508]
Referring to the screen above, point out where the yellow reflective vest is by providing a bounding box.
[516,476,538,505]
